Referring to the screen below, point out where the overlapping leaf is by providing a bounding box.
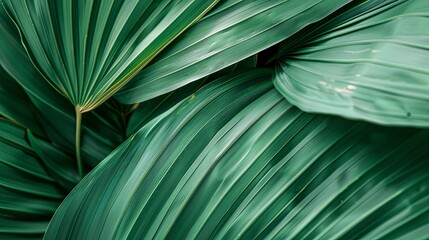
[30,97,127,168]
[0,5,70,113]
[0,119,64,239]
[126,54,257,136]
[0,66,44,135]
[274,0,429,127]
[1,5,127,169]
[115,0,352,103]
[45,69,429,240]
[1,0,218,111]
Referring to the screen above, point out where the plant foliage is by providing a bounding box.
[0,0,428,239]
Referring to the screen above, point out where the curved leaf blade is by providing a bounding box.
[115,0,352,104]
[274,0,429,127]
[45,69,429,240]
[44,69,273,239]
[126,54,258,136]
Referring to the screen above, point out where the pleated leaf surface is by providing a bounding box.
[45,69,429,240]
[1,0,218,111]
[0,119,64,239]
[115,0,352,103]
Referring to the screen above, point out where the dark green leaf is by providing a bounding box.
[0,5,71,115]
[0,65,44,135]
[27,131,80,191]
[29,95,127,168]
[0,119,64,239]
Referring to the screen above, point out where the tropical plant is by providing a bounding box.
[1,0,428,239]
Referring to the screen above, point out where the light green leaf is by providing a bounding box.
[45,69,429,240]
[274,0,429,127]
[115,0,352,104]
[1,0,219,111]
[0,119,64,239]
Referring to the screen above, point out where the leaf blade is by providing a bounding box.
[0,119,64,239]
[1,0,219,111]
[115,0,353,103]
[274,0,429,127]
[45,69,429,240]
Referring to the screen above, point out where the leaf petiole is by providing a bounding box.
[75,106,83,178]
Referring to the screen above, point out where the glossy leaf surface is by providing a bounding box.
[115,0,352,103]
[45,70,429,240]
[126,54,257,136]
[274,0,429,127]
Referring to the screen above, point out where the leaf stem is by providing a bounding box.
[75,106,83,178]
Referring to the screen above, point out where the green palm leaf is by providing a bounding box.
[0,66,44,136]
[27,131,80,191]
[274,0,429,127]
[30,96,127,168]
[115,0,352,104]
[0,5,70,114]
[0,119,64,239]
[126,54,257,136]
[45,69,429,239]
[1,0,218,112]
[1,0,428,239]
[0,41,127,172]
